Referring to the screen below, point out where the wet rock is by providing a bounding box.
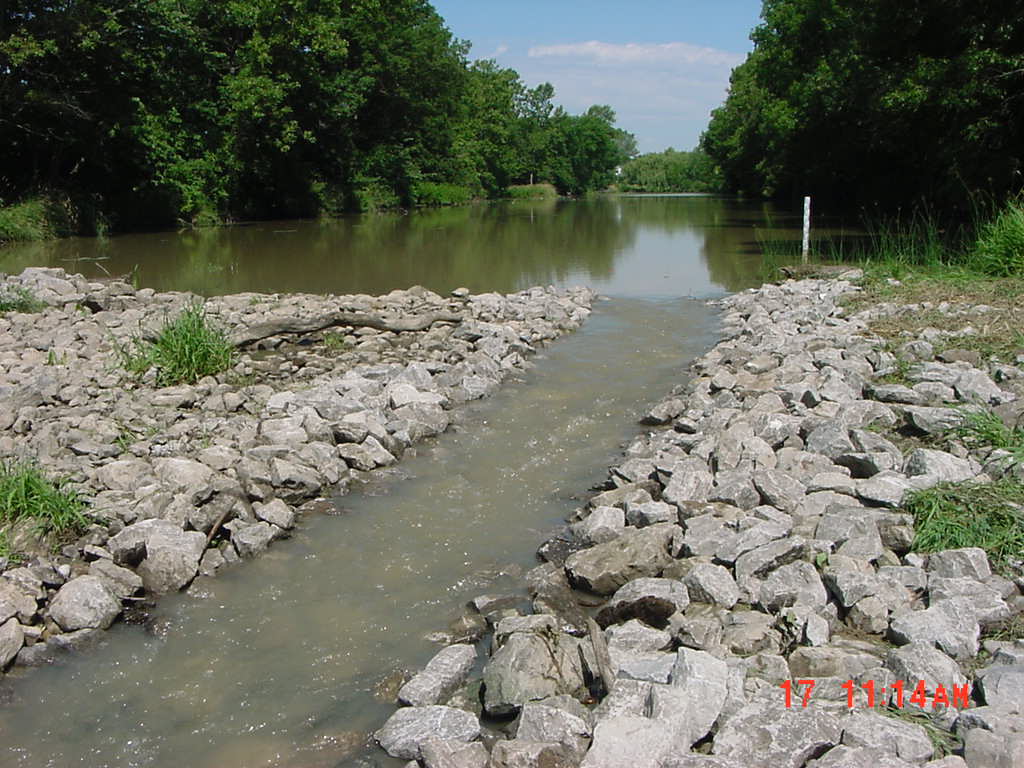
[374,705,480,761]
[490,740,572,768]
[398,644,477,707]
[107,519,183,566]
[253,498,295,529]
[595,577,689,628]
[571,506,625,545]
[88,559,144,599]
[48,575,121,631]
[564,524,675,595]
[226,520,276,558]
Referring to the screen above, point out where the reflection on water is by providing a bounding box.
[0,196,786,298]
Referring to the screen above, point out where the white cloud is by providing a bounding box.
[500,39,745,152]
[528,40,744,69]
[489,44,510,58]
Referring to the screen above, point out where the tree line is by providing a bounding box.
[0,0,634,232]
[700,0,1024,213]
[617,149,722,194]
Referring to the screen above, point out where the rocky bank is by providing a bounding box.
[375,273,1024,768]
[0,267,594,672]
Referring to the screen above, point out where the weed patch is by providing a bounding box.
[0,460,88,547]
[904,480,1024,576]
[972,199,1024,277]
[0,286,45,314]
[119,303,235,386]
[879,706,961,757]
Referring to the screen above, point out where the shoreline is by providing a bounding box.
[0,267,594,674]
[374,271,1024,767]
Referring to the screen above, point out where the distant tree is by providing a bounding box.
[619,149,723,193]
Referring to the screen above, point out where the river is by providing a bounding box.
[0,196,793,767]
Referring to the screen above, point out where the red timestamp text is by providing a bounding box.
[780,679,972,710]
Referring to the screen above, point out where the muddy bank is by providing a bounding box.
[376,272,1024,768]
[0,267,594,673]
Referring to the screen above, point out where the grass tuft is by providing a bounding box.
[0,286,46,314]
[879,706,961,757]
[0,460,88,544]
[120,303,235,386]
[956,409,1024,468]
[972,199,1024,277]
[904,480,1024,576]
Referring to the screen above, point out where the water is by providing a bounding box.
[0,196,786,767]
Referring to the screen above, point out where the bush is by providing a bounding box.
[120,303,236,386]
[0,198,53,243]
[972,199,1024,276]
[0,460,88,540]
[412,182,473,207]
[507,183,558,200]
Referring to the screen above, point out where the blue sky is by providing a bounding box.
[431,1,764,154]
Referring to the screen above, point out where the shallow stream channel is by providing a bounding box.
[0,196,792,766]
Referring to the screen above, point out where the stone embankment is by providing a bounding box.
[375,274,1024,768]
[0,267,594,672]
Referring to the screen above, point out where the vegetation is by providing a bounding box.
[0,285,45,313]
[904,480,1024,577]
[703,0,1024,212]
[973,199,1024,277]
[1,2,632,235]
[120,303,236,386]
[618,149,723,193]
[0,460,88,544]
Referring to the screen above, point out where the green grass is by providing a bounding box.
[119,303,236,386]
[956,409,1024,469]
[507,183,558,200]
[0,198,54,243]
[879,706,961,757]
[321,332,351,351]
[904,480,1024,576]
[973,199,1024,277]
[412,182,473,207]
[0,460,89,546]
[0,286,46,314]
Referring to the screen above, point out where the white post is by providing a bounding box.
[802,196,811,263]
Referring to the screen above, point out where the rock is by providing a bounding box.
[758,561,828,612]
[888,598,980,659]
[579,716,675,768]
[788,646,882,679]
[88,559,144,598]
[516,702,592,762]
[684,563,740,609]
[136,528,206,593]
[927,548,991,581]
[0,617,24,669]
[977,666,1024,712]
[226,520,276,558]
[374,705,480,761]
[489,740,572,768]
[605,620,672,654]
[571,506,625,545]
[625,500,677,528]
[595,577,689,628]
[482,631,586,716]
[928,577,1010,626]
[841,711,934,762]
[753,470,806,512]
[613,651,676,683]
[721,610,782,656]
[0,579,38,624]
[712,694,843,768]
[655,649,729,747]
[962,727,1024,768]
[901,406,963,436]
[107,519,183,566]
[806,746,917,767]
[885,642,967,696]
[856,471,914,508]
[823,569,880,608]
[253,498,295,529]
[48,575,122,631]
[398,644,477,707]
[805,424,855,458]
[734,537,806,585]
[564,524,675,595]
[419,739,488,768]
[904,449,978,486]
[847,595,890,634]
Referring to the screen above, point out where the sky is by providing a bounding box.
[430,0,764,154]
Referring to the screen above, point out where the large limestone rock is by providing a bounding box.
[48,575,121,631]
[482,631,587,716]
[516,702,592,762]
[398,644,477,707]
[564,523,676,595]
[579,716,675,768]
[136,528,207,593]
[712,694,844,767]
[841,711,934,762]
[374,705,480,760]
[888,598,980,659]
[0,617,24,668]
[595,577,689,628]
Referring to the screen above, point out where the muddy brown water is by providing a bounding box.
[0,196,794,767]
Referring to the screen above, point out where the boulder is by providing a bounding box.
[0,617,24,669]
[884,642,967,695]
[579,716,675,768]
[888,598,980,659]
[841,711,934,762]
[482,631,586,716]
[926,548,991,581]
[419,739,488,768]
[595,577,689,628]
[489,740,572,768]
[684,563,740,609]
[374,705,480,761]
[758,561,828,612]
[48,575,121,631]
[564,524,675,595]
[136,529,206,593]
[516,702,592,762]
[398,644,477,707]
